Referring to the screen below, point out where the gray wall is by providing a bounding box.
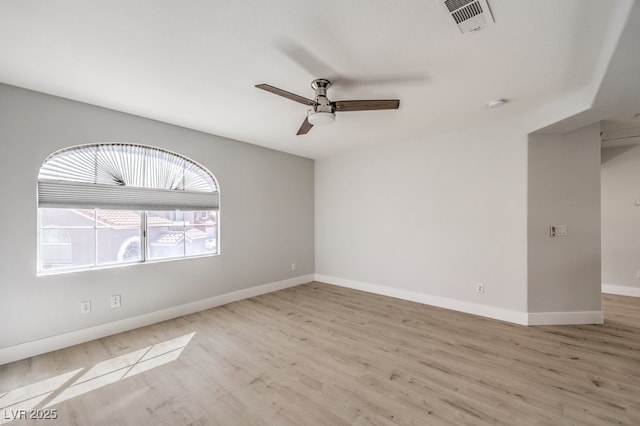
[602,144,640,290]
[527,124,601,313]
[0,84,314,349]
[315,122,529,313]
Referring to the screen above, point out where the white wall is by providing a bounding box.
[527,124,602,316]
[315,122,529,319]
[602,143,640,296]
[0,79,613,361]
[0,84,314,351]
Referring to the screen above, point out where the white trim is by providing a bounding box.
[527,311,603,326]
[602,284,640,297]
[314,274,529,325]
[0,274,313,366]
[315,274,605,326]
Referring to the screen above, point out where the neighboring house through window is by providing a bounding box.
[40,227,72,267]
[37,143,219,274]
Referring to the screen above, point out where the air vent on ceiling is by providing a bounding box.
[442,0,494,34]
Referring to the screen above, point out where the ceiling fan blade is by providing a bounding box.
[275,40,338,82]
[255,84,316,106]
[274,39,429,89]
[296,117,313,135]
[334,74,428,89]
[333,99,400,112]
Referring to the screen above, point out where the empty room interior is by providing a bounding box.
[2,0,640,424]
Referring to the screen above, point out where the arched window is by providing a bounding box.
[37,143,219,274]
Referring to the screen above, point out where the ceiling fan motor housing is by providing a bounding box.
[308,79,335,125]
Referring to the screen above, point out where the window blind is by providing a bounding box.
[38,143,219,211]
[38,180,219,211]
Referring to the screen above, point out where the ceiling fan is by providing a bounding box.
[255,79,400,135]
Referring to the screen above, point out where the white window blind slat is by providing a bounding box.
[38,143,217,193]
[38,180,219,211]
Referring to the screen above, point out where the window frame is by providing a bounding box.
[37,143,220,276]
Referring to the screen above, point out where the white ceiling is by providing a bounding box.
[0,0,634,159]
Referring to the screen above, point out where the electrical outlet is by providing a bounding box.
[110,294,121,308]
[80,301,91,314]
[291,263,297,271]
[476,284,485,294]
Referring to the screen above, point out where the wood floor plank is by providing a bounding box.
[1,282,640,425]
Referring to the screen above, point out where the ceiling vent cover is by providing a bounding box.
[442,0,494,34]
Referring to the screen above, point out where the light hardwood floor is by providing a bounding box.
[1,282,639,425]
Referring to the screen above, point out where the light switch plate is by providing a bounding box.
[550,225,568,237]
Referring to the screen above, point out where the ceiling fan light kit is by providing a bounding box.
[255,78,400,135]
[307,111,335,126]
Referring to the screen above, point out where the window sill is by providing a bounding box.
[37,252,220,277]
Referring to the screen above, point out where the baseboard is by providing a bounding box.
[314,274,529,325]
[527,310,603,326]
[602,284,640,297]
[0,274,314,366]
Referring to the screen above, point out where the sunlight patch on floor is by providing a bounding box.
[0,333,195,424]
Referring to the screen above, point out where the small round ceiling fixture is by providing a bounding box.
[486,99,507,109]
